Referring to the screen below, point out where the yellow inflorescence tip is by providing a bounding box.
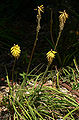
[59,10,68,31]
[46,49,57,64]
[10,44,21,59]
[34,5,44,13]
[59,10,68,18]
[38,5,44,12]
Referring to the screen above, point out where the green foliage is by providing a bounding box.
[1,64,78,119]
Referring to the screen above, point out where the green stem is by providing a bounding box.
[26,31,39,75]
[50,8,62,66]
[6,74,12,113]
[11,58,16,118]
[54,30,62,50]
[73,57,79,73]
[54,30,62,66]
[26,14,41,75]
[6,75,12,95]
[50,8,55,46]
[21,30,39,88]
[40,63,50,89]
[12,58,16,88]
[21,31,39,88]
[56,72,60,90]
[21,14,42,88]
[41,63,50,82]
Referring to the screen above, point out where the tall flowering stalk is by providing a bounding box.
[40,49,57,87]
[55,10,68,50]
[6,44,21,119]
[26,5,44,74]
[10,44,21,83]
[21,5,44,88]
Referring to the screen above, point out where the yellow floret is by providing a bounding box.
[46,49,57,64]
[11,44,21,59]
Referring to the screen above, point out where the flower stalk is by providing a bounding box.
[26,5,44,75]
[10,44,21,88]
[40,50,57,89]
[12,58,16,88]
[55,10,68,50]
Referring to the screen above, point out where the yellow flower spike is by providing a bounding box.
[11,44,21,59]
[46,49,57,64]
[59,10,68,31]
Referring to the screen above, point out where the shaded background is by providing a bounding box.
[0,0,79,79]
